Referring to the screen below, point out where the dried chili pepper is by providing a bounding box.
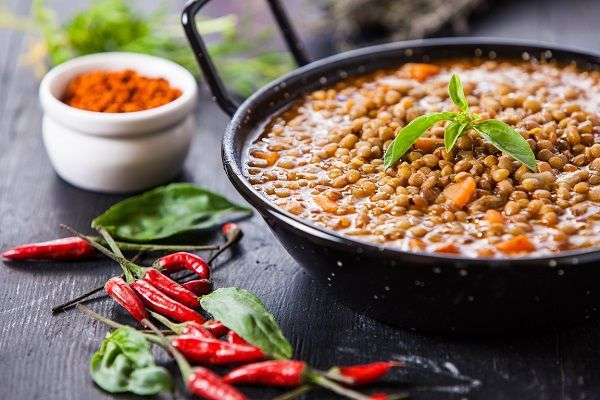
[333,361,401,385]
[223,360,306,387]
[154,252,210,279]
[142,267,199,308]
[226,330,248,345]
[182,279,213,296]
[186,366,247,400]
[181,321,215,339]
[221,222,242,242]
[172,336,264,365]
[204,320,229,337]
[369,393,389,400]
[104,277,148,322]
[131,279,205,324]
[2,237,94,261]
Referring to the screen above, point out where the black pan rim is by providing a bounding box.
[222,36,600,267]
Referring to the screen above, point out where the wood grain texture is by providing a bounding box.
[1,0,600,399]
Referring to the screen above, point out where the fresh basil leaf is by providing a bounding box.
[383,112,456,169]
[444,122,469,152]
[474,120,538,171]
[448,74,469,112]
[90,327,172,395]
[200,287,293,360]
[92,183,252,242]
[128,366,173,396]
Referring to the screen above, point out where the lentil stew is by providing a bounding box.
[244,59,600,258]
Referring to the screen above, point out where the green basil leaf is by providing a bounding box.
[128,366,173,396]
[448,74,469,112]
[92,183,252,242]
[200,287,293,360]
[383,112,456,169]
[90,327,172,395]
[106,326,154,368]
[474,120,538,171]
[444,122,469,152]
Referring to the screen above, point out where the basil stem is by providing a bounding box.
[444,121,469,152]
[383,112,456,169]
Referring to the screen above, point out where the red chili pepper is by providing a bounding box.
[369,393,389,400]
[2,237,94,261]
[181,321,215,339]
[182,279,213,296]
[172,336,264,365]
[223,360,306,387]
[221,222,242,242]
[186,367,247,400]
[131,279,205,324]
[336,361,401,385]
[204,320,229,337]
[226,330,248,345]
[142,267,199,308]
[155,252,210,279]
[104,277,148,322]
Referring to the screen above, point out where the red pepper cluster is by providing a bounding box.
[3,224,407,400]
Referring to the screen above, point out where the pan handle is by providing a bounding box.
[181,0,310,117]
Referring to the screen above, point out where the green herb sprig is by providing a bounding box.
[1,0,293,97]
[383,74,538,171]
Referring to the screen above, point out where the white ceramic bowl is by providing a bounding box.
[39,52,198,193]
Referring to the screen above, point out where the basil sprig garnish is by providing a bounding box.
[383,74,538,171]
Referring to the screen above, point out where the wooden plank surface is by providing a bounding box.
[1,0,600,399]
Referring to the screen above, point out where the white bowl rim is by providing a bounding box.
[39,52,198,135]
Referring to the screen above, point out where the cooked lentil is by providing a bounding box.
[245,59,600,258]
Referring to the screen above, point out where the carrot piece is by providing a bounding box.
[443,177,476,208]
[434,243,460,254]
[405,63,441,81]
[313,195,338,213]
[414,137,443,153]
[477,248,496,257]
[485,209,505,224]
[496,235,535,254]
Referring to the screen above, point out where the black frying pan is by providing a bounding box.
[182,0,600,334]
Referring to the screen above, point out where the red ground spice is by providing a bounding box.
[62,69,182,113]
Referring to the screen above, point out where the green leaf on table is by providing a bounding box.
[92,183,252,242]
[383,112,456,169]
[448,73,469,112]
[444,121,469,152]
[90,327,171,395]
[474,120,538,171]
[200,287,293,360]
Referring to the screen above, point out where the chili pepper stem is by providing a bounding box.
[61,225,142,281]
[307,373,371,400]
[148,310,184,334]
[97,227,144,281]
[271,384,313,400]
[177,227,242,282]
[76,303,126,330]
[51,286,104,314]
[89,237,220,252]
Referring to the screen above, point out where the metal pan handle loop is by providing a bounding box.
[181,0,310,116]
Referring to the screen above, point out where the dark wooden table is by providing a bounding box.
[2,1,600,399]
